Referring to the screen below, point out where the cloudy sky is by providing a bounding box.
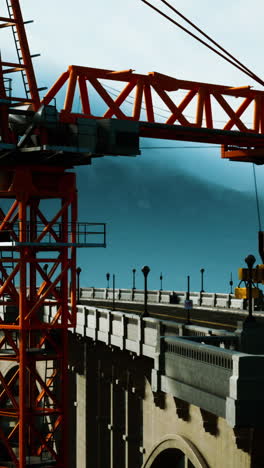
[3,1,264,292]
[11,0,264,84]
[18,0,264,87]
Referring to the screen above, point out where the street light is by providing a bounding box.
[141,265,150,318]
[112,274,116,311]
[106,272,110,289]
[200,268,205,293]
[76,267,82,303]
[186,275,190,301]
[245,254,256,322]
[132,268,136,290]
[185,275,192,324]
[160,273,163,291]
[229,272,233,294]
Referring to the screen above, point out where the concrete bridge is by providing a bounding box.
[42,295,264,468]
[1,291,264,467]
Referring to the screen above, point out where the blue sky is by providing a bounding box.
[3,1,264,88]
[19,0,264,86]
[3,1,264,292]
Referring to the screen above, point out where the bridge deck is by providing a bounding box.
[43,295,264,429]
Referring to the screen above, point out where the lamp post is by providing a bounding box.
[141,265,150,318]
[245,254,256,322]
[132,268,136,290]
[106,272,110,289]
[76,267,82,303]
[229,272,233,294]
[112,274,116,311]
[185,275,192,324]
[160,273,163,291]
[200,268,205,293]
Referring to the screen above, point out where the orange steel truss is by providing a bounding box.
[0,166,77,468]
[42,66,264,131]
[40,65,264,163]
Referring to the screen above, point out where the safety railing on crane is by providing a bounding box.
[0,221,106,247]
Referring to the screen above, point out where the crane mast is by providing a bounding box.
[0,2,104,468]
[1,2,264,468]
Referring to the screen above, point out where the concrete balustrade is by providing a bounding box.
[160,336,234,418]
[155,336,264,428]
[80,287,247,310]
[43,303,236,357]
[164,337,234,369]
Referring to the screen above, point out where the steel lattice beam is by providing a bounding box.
[42,66,264,137]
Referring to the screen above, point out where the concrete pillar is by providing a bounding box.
[76,368,87,468]
[68,366,77,468]
[110,375,125,468]
[75,341,99,468]
[97,361,111,468]
[86,345,99,467]
[124,389,143,468]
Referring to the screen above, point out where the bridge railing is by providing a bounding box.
[80,287,247,310]
[162,336,234,408]
[164,336,234,370]
[160,334,264,427]
[43,302,237,356]
[177,334,239,350]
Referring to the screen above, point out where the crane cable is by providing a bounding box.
[252,164,262,231]
[158,0,264,86]
[140,0,264,88]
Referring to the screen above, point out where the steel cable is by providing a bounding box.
[252,164,262,231]
[159,0,264,85]
[140,0,264,87]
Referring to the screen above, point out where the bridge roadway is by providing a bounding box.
[79,298,264,331]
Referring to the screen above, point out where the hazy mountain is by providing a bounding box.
[75,150,260,293]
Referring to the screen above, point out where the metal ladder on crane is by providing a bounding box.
[40,344,58,461]
[6,0,31,99]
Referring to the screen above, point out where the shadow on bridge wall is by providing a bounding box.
[68,333,151,467]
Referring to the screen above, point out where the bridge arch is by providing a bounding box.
[143,435,209,468]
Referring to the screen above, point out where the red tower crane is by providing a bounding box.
[1,2,264,468]
[0,2,106,467]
